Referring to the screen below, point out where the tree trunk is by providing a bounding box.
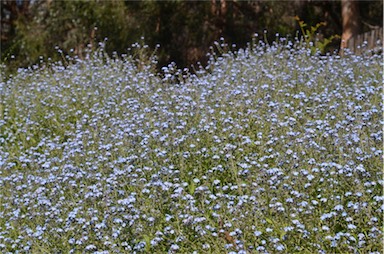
[211,0,227,16]
[340,0,361,54]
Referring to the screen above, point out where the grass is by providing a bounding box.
[0,40,383,253]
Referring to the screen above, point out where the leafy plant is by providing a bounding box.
[294,16,340,54]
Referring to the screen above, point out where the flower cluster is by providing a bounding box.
[0,41,382,253]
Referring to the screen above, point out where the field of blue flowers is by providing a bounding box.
[0,40,382,253]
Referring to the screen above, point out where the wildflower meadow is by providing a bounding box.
[0,39,382,253]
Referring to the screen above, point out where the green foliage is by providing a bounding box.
[1,1,382,73]
[2,1,300,72]
[7,0,132,69]
[295,16,340,55]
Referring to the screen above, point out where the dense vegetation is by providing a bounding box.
[1,0,383,72]
[0,39,382,253]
